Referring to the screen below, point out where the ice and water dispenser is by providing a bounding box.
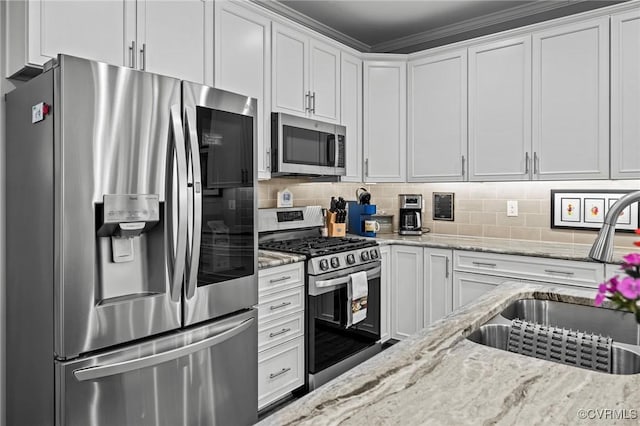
[96,194,164,301]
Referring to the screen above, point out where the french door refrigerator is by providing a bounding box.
[5,55,258,426]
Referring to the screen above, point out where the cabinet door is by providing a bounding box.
[309,39,340,123]
[611,9,640,179]
[39,0,128,67]
[137,0,210,84]
[468,36,531,181]
[532,17,609,180]
[408,49,467,182]
[363,60,407,182]
[391,245,423,340]
[423,248,453,326]
[379,245,391,343]
[272,23,308,116]
[215,1,271,179]
[452,272,505,310]
[340,52,363,182]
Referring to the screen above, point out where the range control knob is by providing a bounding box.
[346,254,356,265]
[319,259,329,271]
[370,249,379,259]
[360,251,370,261]
[330,257,340,268]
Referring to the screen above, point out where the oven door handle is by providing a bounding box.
[314,266,381,289]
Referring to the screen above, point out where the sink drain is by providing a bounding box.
[507,319,612,373]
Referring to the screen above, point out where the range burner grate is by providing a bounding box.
[259,237,377,257]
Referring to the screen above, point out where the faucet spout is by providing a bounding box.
[589,190,640,262]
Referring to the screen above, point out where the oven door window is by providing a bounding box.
[282,125,335,167]
[308,275,380,374]
[196,106,254,286]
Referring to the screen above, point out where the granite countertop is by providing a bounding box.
[258,250,306,269]
[259,282,640,425]
[372,233,628,264]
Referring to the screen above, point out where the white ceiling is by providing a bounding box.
[257,0,624,52]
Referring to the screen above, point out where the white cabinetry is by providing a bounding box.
[408,49,467,182]
[340,52,363,182]
[363,59,407,182]
[379,245,391,343]
[257,262,305,410]
[468,35,531,181]
[532,17,609,180]
[271,23,340,122]
[390,245,452,340]
[611,8,640,179]
[452,250,605,309]
[214,1,271,179]
[6,0,212,83]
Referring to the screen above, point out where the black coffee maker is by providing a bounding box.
[399,194,423,235]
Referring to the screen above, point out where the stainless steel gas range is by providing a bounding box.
[259,206,382,390]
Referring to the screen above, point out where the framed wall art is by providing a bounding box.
[551,190,639,232]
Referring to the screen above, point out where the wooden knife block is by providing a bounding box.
[327,212,346,237]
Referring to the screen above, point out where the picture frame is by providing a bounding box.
[551,190,639,232]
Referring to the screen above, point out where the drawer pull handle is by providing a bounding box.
[472,262,497,268]
[269,302,292,311]
[544,269,575,276]
[269,328,292,338]
[269,367,291,379]
[269,275,292,283]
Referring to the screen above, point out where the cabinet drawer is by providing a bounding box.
[259,262,304,296]
[257,286,305,323]
[453,250,604,288]
[258,311,304,353]
[258,336,304,410]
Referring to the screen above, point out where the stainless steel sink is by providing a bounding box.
[467,299,640,375]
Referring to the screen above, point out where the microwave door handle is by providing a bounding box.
[166,105,188,302]
[72,317,255,381]
[327,134,336,167]
[184,107,201,300]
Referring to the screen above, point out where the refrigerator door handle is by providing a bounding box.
[72,317,255,382]
[167,105,188,302]
[184,107,202,299]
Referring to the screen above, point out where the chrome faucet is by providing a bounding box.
[589,190,640,262]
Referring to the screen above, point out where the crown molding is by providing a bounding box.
[250,0,372,52]
[371,0,586,53]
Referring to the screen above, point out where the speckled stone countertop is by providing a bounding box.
[258,282,640,425]
[372,233,628,264]
[258,250,306,269]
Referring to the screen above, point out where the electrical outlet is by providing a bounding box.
[507,200,518,217]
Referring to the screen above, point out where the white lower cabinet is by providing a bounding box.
[379,245,391,343]
[452,250,605,309]
[257,262,305,411]
[390,245,452,340]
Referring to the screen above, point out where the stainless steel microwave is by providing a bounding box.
[271,112,346,177]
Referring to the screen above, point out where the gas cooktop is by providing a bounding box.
[259,236,377,257]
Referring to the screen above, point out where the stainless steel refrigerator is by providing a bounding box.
[5,55,258,425]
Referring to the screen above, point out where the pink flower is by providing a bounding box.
[608,276,619,292]
[617,277,640,300]
[622,253,640,268]
[595,292,606,307]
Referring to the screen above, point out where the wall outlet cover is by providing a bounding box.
[507,200,518,217]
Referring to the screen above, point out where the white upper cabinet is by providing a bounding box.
[137,0,212,84]
[611,8,640,179]
[468,36,531,181]
[6,0,211,83]
[214,1,271,179]
[271,23,340,123]
[532,17,609,180]
[408,49,467,182]
[6,0,128,77]
[340,52,363,182]
[363,59,407,182]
